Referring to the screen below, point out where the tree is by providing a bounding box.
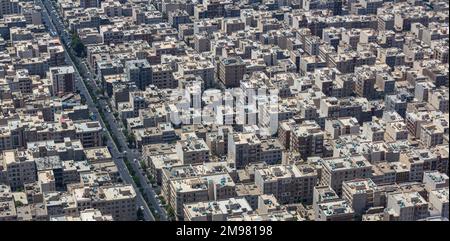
[71,33,86,57]
[102,133,108,145]
[149,176,156,185]
[15,201,24,207]
[159,197,166,206]
[166,206,176,220]
[136,208,144,221]
[140,161,147,170]
[132,175,141,188]
[127,132,136,148]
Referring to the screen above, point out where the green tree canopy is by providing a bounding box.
[71,33,86,57]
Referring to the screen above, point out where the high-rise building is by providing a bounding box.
[0,0,20,18]
[255,164,317,204]
[385,192,429,221]
[342,178,383,215]
[79,0,99,9]
[290,121,324,160]
[125,59,152,90]
[49,66,75,97]
[228,132,261,169]
[321,156,372,195]
[169,174,236,220]
[72,185,137,221]
[175,136,210,165]
[1,150,36,190]
[218,57,246,88]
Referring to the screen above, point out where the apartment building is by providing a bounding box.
[72,185,137,221]
[48,66,75,97]
[321,156,372,195]
[342,178,383,215]
[218,56,246,88]
[385,192,429,221]
[168,173,236,220]
[125,59,152,91]
[228,132,261,169]
[290,121,324,160]
[183,197,252,221]
[255,164,317,204]
[175,136,210,164]
[0,149,36,190]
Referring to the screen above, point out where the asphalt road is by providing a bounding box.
[38,0,158,221]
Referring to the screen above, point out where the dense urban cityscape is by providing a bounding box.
[0,0,448,222]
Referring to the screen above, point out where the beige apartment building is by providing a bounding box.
[218,56,246,88]
[321,155,372,195]
[168,173,236,220]
[254,164,317,204]
[72,185,137,221]
[385,191,429,221]
[175,136,210,165]
[183,197,252,221]
[228,132,261,169]
[290,121,324,160]
[342,178,383,215]
[0,149,37,190]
